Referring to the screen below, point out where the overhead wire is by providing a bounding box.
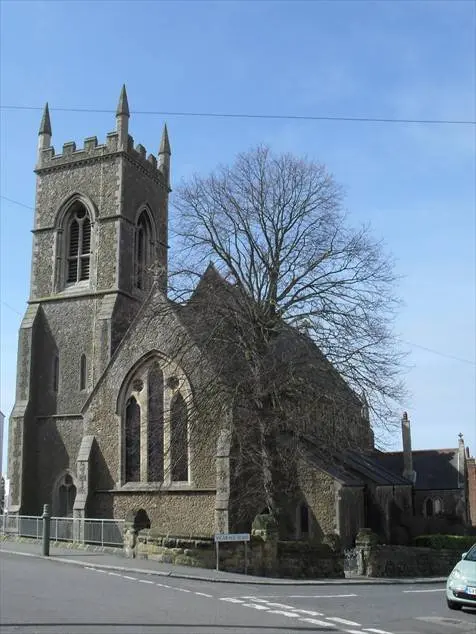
[1,103,474,126]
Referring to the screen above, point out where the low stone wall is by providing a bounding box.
[136,534,215,567]
[360,544,461,577]
[277,541,344,579]
[133,530,343,578]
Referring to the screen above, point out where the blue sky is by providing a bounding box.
[0,0,475,474]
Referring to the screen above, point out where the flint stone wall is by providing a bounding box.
[359,544,462,577]
[133,530,344,579]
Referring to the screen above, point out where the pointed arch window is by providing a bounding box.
[148,364,164,481]
[66,202,91,284]
[53,355,59,392]
[121,362,192,487]
[58,473,76,517]
[425,497,443,517]
[296,502,310,539]
[425,498,434,517]
[125,397,141,482]
[135,211,153,290]
[80,354,87,391]
[433,497,443,515]
[170,393,189,482]
[300,503,310,535]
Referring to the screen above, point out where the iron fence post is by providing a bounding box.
[42,504,50,556]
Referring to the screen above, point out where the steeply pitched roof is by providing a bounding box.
[343,449,411,486]
[297,436,411,487]
[300,436,364,486]
[375,449,461,490]
[177,265,363,410]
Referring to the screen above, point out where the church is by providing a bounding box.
[8,87,472,547]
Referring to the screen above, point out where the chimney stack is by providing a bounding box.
[402,411,415,483]
[458,433,466,489]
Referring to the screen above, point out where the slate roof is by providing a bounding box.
[299,436,364,486]
[343,449,411,486]
[299,436,411,487]
[175,264,363,409]
[374,449,461,490]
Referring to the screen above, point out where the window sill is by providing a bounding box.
[57,281,92,297]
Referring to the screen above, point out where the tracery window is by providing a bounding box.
[66,202,91,284]
[122,361,190,486]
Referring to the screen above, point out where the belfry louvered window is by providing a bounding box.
[67,204,91,283]
[135,211,152,290]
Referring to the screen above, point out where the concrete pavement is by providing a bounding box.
[0,537,447,585]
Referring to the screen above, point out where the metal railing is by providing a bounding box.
[0,514,125,547]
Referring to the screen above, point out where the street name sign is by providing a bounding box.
[214,533,250,543]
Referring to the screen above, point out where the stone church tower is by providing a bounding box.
[9,86,171,515]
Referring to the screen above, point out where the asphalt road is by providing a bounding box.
[1,551,475,634]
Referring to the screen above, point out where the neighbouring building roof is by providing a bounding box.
[374,449,461,490]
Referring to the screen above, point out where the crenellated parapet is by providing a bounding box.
[37,131,166,182]
[36,86,171,189]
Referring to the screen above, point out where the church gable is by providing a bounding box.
[82,282,227,497]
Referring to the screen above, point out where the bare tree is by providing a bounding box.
[140,145,408,526]
[172,146,406,425]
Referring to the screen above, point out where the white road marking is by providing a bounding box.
[175,588,191,592]
[288,593,358,598]
[122,575,137,581]
[344,630,365,634]
[220,597,244,603]
[262,602,297,609]
[195,592,213,598]
[107,572,122,577]
[291,609,324,616]
[402,588,445,593]
[327,616,361,626]
[138,579,154,584]
[268,610,301,617]
[243,597,269,604]
[155,583,170,588]
[242,603,270,610]
[247,598,270,603]
[363,629,394,634]
[84,566,96,571]
[299,617,334,627]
